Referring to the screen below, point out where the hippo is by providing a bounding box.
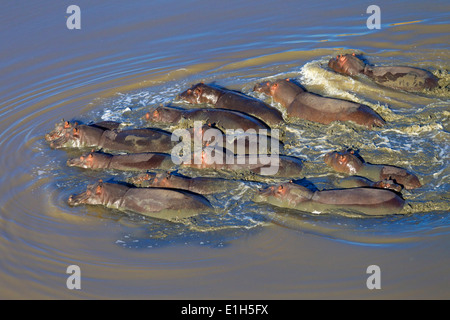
[129,172,233,195]
[181,147,303,178]
[183,123,283,155]
[178,83,284,125]
[145,105,271,132]
[68,180,212,220]
[335,176,403,193]
[45,120,121,142]
[67,151,176,172]
[253,181,405,216]
[253,79,385,128]
[328,53,439,92]
[324,149,421,190]
[46,120,176,153]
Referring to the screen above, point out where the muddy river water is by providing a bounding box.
[1,0,449,299]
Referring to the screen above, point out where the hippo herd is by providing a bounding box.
[45,53,435,221]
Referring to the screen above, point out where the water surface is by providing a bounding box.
[1,0,449,299]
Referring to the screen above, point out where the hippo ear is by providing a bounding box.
[64,121,71,129]
[187,89,192,95]
[95,180,103,195]
[73,128,80,137]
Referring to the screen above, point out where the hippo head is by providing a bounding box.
[379,166,422,190]
[328,53,366,76]
[178,83,222,105]
[145,105,182,123]
[48,125,84,149]
[67,180,106,206]
[68,180,127,207]
[373,179,403,193]
[324,149,364,174]
[253,182,313,207]
[46,121,82,149]
[128,173,157,187]
[45,120,73,142]
[67,151,112,169]
[253,78,304,107]
[151,172,178,188]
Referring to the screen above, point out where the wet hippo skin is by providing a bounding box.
[328,53,439,92]
[178,82,284,125]
[254,78,385,128]
[253,181,405,216]
[145,105,272,132]
[68,180,212,220]
[324,149,422,190]
[46,120,176,153]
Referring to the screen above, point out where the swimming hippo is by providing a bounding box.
[129,172,233,195]
[328,53,439,92]
[145,105,271,132]
[253,79,385,128]
[335,176,403,193]
[253,181,405,216]
[183,123,283,155]
[68,180,212,220]
[324,149,422,190]
[46,120,176,153]
[181,147,303,178]
[45,120,121,142]
[178,83,284,125]
[67,151,176,172]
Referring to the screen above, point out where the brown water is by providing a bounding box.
[1,0,449,299]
